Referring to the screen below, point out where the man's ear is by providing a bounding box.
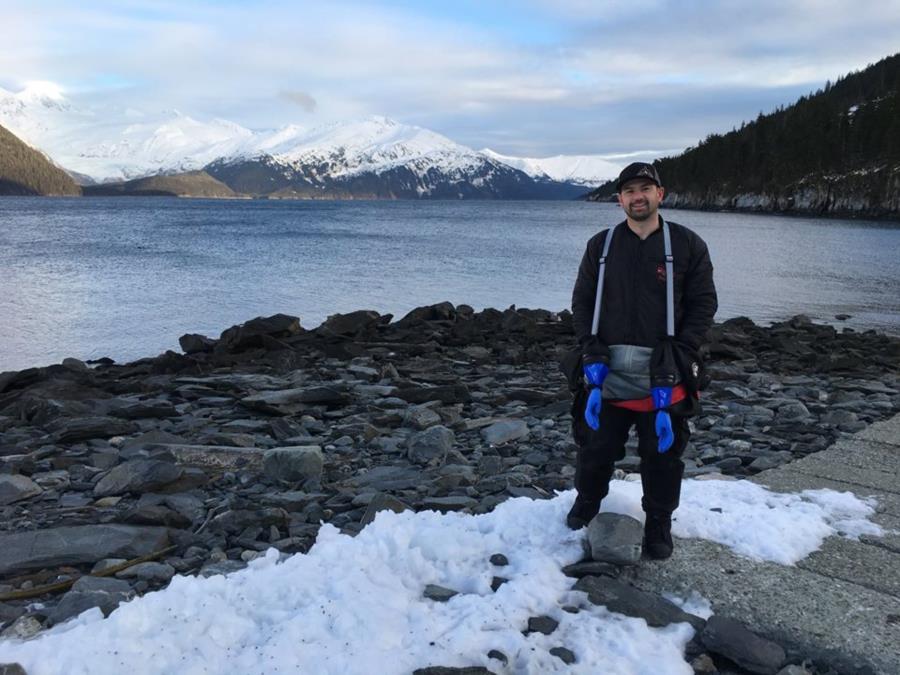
[658,186,665,202]
[616,192,625,208]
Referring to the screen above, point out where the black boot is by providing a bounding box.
[566,496,601,530]
[643,513,673,559]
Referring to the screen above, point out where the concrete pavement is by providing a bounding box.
[630,414,900,674]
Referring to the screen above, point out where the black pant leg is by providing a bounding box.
[635,411,689,515]
[573,401,633,503]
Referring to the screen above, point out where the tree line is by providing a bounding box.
[590,52,900,199]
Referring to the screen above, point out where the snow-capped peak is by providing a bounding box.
[263,115,482,177]
[18,80,67,104]
[480,148,620,187]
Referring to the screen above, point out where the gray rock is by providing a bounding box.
[51,416,138,443]
[549,647,576,664]
[396,384,472,405]
[775,401,811,422]
[109,400,179,420]
[405,405,442,430]
[217,313,302,352]
[199,560,246,577]
[712,457,743,472]
[700,615,786,675]
[93,459,184,497]
[561,561,621,579]
[526,615,558,635]
[820,409,859,426]
[116,561,176,583]
[179,333,217,354]
[360,493,412,526]
[748,452,793,472]
[1,616,42,640]
[240,387,349,414]
[573,576,705,631]
[349,465,423,491]
[587,513,643,565]
[319,310,382,337]
[72,576,133,593]
[0,525,170,576]
[48,579,136,626]
[489,554,508,566]
[424,584,458,602]
[0,663,28,675]
[481,419,529,446]
[412,668,495,675]
[776,666,812,675]
[263,446,324,482]
[421,496,478,512]
[407,426,455,465]
[0,474,42,506]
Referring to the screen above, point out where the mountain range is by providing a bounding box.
[0,84,613,199]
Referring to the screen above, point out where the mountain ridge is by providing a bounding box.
[585,53,900,219]
[0,123,81,196]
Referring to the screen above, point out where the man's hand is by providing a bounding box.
[583,362,609,431]
[652,386,674,453]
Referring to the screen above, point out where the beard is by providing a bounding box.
[624,200,656,221]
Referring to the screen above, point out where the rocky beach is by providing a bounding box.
[1,304,898,675]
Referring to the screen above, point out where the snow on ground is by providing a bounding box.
[0,479,882,675]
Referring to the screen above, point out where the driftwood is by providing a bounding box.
[0,545,177,602]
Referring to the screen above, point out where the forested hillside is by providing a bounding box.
[588,53,900,218]
[0,124,81,196]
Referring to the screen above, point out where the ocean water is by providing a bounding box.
[1,197,898,371]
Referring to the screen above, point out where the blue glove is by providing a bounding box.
[583,363,608,431]
[652,387,674,453]
[583,362,609,387]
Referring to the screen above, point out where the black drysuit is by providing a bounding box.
[570,217,718,515]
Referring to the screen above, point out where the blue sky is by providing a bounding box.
[3,0,899,157]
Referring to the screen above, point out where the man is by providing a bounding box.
[567,162,717,559]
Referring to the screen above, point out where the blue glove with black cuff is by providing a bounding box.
[583,362,609,431]
[652,386,674,453]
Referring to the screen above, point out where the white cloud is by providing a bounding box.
[1,0,898,156]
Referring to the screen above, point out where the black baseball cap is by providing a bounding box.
[616,162,662,191]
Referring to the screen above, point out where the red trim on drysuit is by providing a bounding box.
[608,384,691,412]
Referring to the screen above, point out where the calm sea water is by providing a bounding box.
[1,197,898,372]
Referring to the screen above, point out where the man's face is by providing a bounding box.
[617,179,665,222]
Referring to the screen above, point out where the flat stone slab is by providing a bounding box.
[866,513,900,552]
[795,535,900,598]
[812,438,900,475]
[0,525,170,577]
[772,452,900,496]
[854,416,900,447]
[152,444,266,470]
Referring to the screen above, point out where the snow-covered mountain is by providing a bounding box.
[480,148,620,187]
[0,83,597,198]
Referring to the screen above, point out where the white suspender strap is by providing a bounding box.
[663,221,675,337]
[590,225,618,335]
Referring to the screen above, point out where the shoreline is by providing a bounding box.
[588,194,900,223]
[4,191,900,222]
[1,304,898,669]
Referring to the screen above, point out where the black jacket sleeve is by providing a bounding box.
[571,230,611,365]
[677,233,718,350]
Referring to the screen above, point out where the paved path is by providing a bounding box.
[631,414,900,674]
